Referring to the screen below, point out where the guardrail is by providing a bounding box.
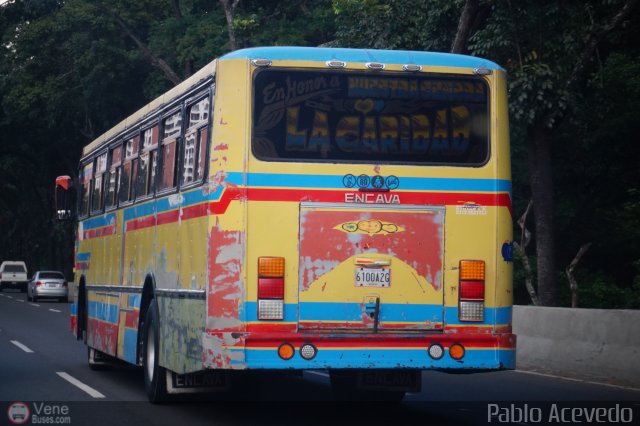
[513,305,640,387]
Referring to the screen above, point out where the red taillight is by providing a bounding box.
[258,278,284,299]
[459,281,484,300]
[36,281,43,287]
[258,257,284,320]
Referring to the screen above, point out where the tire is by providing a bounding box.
[32,292,37,303]
[142,301,168,403]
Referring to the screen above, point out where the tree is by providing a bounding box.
[471,0,639,305]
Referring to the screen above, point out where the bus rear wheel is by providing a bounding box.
[142,301,168,403]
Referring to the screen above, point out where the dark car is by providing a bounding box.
[27,271,68,302]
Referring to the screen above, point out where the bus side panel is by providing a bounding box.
[202,58,250,370]
[79,212,120,358]
[158,194,208,375]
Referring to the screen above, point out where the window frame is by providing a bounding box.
[180,94,211,190]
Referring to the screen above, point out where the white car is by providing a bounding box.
[27,271,68,302]
[0,261,28,292]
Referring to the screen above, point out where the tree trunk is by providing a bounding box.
[451,0,478,54]
[527,124,557,306]
[220,0,240,52]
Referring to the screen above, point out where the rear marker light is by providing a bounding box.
[300,343,317,360]
[258,257,285,277]
[449,343,465,360]
[278,343,295,360]
[428,343,444,360]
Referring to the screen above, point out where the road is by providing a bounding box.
[1,289,639,426]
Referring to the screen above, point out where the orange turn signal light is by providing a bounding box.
[258,257,285,278]
[459,260,485,281]
[449,343,465,360]
[278,343,295,360]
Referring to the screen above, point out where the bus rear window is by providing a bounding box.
[252,69,489,165]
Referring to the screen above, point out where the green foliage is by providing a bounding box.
[332,0,461,50]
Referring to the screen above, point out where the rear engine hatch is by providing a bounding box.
[298,203,444,332]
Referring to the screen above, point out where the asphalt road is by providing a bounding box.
[1,289,639,426]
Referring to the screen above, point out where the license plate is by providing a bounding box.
[48,283,58,288]
[355,268,390,288]
[358,370,421,392]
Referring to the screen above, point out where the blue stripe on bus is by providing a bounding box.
[233,172,511,194]
[243,302,511,325]
[82,213,116,231]
[237,346,515,370]
[88,300,119,324]
[221,46,503,71]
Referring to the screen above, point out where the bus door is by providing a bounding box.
[298,202,444,332]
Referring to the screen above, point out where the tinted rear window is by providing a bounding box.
[252,69,489,165]
[3,264,26,273]
[39,272,64,279]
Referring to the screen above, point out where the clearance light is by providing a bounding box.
[428,343,444,360]
[403,64,422,72]
[278,343,295,360]
[258,257,285,320]
[459,260,485,322]
[326,60,346,69]
[449,343,465,360]
[251,59,272,67]
[300,343,317,360]
[366,62,385,70]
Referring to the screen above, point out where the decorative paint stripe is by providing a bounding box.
[81,174,512,237]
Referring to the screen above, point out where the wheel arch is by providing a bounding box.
[137,273,157,365]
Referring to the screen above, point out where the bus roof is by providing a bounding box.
[81,60,217,158]
[221,46,503,71]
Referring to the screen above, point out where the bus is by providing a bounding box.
[55,46,515,402]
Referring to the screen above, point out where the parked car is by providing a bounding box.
[0,261,28,292]
[27,271,68,302]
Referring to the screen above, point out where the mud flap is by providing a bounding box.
[357,369,421,392]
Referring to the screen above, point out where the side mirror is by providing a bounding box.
[55,175,75,220]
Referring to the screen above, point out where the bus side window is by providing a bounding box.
[159,111,182,191]
[105,144,122,209]
[119,136,138,204]
[182,97,210,185]
[79,162,93,217]
[135,125,159,199]
[90,152,107,214]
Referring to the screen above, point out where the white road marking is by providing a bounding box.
[56,372,106,399]
[7,296,13,299]
[49,308,62,313]
[515,370,640,392]
[30,303,40,307]
[16,299,24,302]
[11,340,34,353]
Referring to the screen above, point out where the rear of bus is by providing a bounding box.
[208,47,515,395]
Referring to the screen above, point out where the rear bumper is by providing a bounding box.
[35,288,68,298]
[203,331,516,371]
